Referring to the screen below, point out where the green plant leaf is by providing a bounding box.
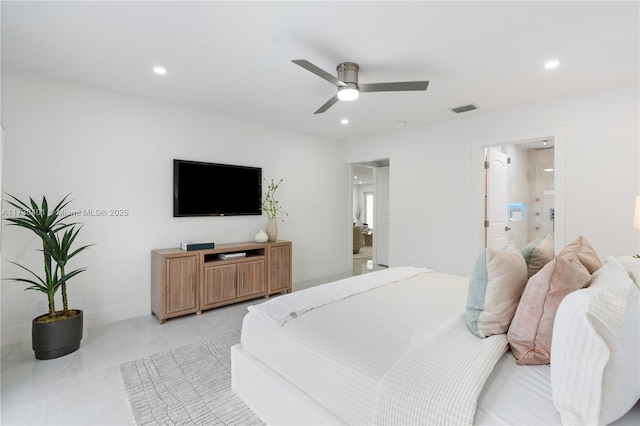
[6,261,49,293]
[3,193,91,307]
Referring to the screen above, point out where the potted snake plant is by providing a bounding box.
[4,193,92,359]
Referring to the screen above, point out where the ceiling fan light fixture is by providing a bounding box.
[337,85,359,101]
[292,59,429,113]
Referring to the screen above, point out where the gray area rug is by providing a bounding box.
[120,330,263,426]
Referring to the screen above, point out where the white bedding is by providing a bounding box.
[238,267,640,425]
[241,271,491,424]
[373,313,507,425]
[247,266,431,326]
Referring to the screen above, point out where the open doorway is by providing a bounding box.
[351,160,390,275]
[485,139,556,250]
[471,127,565,260]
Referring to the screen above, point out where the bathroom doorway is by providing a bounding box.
[485,139,555,249]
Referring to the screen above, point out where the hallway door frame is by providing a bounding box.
[349,159,390,268]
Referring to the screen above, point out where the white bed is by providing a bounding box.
[231,266,640,425]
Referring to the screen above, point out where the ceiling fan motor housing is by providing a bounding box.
[337,62,359,88]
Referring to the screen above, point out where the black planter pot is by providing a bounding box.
[32,310,83,360]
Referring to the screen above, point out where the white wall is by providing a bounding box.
[348,84,640,276]
[1,69,350,344]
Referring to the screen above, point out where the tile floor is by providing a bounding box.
[0,257,384,425]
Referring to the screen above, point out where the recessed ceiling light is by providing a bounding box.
[544,168,554,172]
[341,119,349,125]
[153,66,167,75]
[353,175,358,179]
[544,60,559,69]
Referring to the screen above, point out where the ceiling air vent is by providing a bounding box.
[450,104,478,114]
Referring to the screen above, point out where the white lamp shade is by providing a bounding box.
[634,196,640,229]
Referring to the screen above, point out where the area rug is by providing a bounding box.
[120,330,263,426]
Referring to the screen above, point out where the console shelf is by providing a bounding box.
[203,247,265,264]
[151,240,292,323]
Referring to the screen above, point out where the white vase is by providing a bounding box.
[255,229,268,243]
[266,217,277,242]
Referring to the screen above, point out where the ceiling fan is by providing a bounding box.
[292,59,429,114]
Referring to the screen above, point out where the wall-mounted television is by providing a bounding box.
[173,159,262,217]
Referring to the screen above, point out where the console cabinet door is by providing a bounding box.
[237,260,266,298]
[269,243,292,294]
[165,255,197,315]
[202,264,237,308]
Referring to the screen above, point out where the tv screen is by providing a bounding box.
[173,159,262,217]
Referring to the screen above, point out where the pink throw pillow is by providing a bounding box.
[507,255,592,364]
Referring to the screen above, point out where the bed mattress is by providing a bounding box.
[239,269,640,425]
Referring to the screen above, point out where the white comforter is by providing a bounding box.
[242,269,508,425]
[248,266,431,326]
[374,313,507,425]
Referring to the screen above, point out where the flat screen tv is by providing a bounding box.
[173,159,262,217]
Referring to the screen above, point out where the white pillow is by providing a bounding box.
[617,255,640,288]
[551,257,640,425]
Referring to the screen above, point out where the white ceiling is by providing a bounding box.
[2,1,638,142]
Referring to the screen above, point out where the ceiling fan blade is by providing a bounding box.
[314,95,339,114]
[292,59,347,87]
[359,81,429,93]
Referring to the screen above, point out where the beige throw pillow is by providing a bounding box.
[559,235,602,273]
[525,233,555,277]
[466,245,528,338]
